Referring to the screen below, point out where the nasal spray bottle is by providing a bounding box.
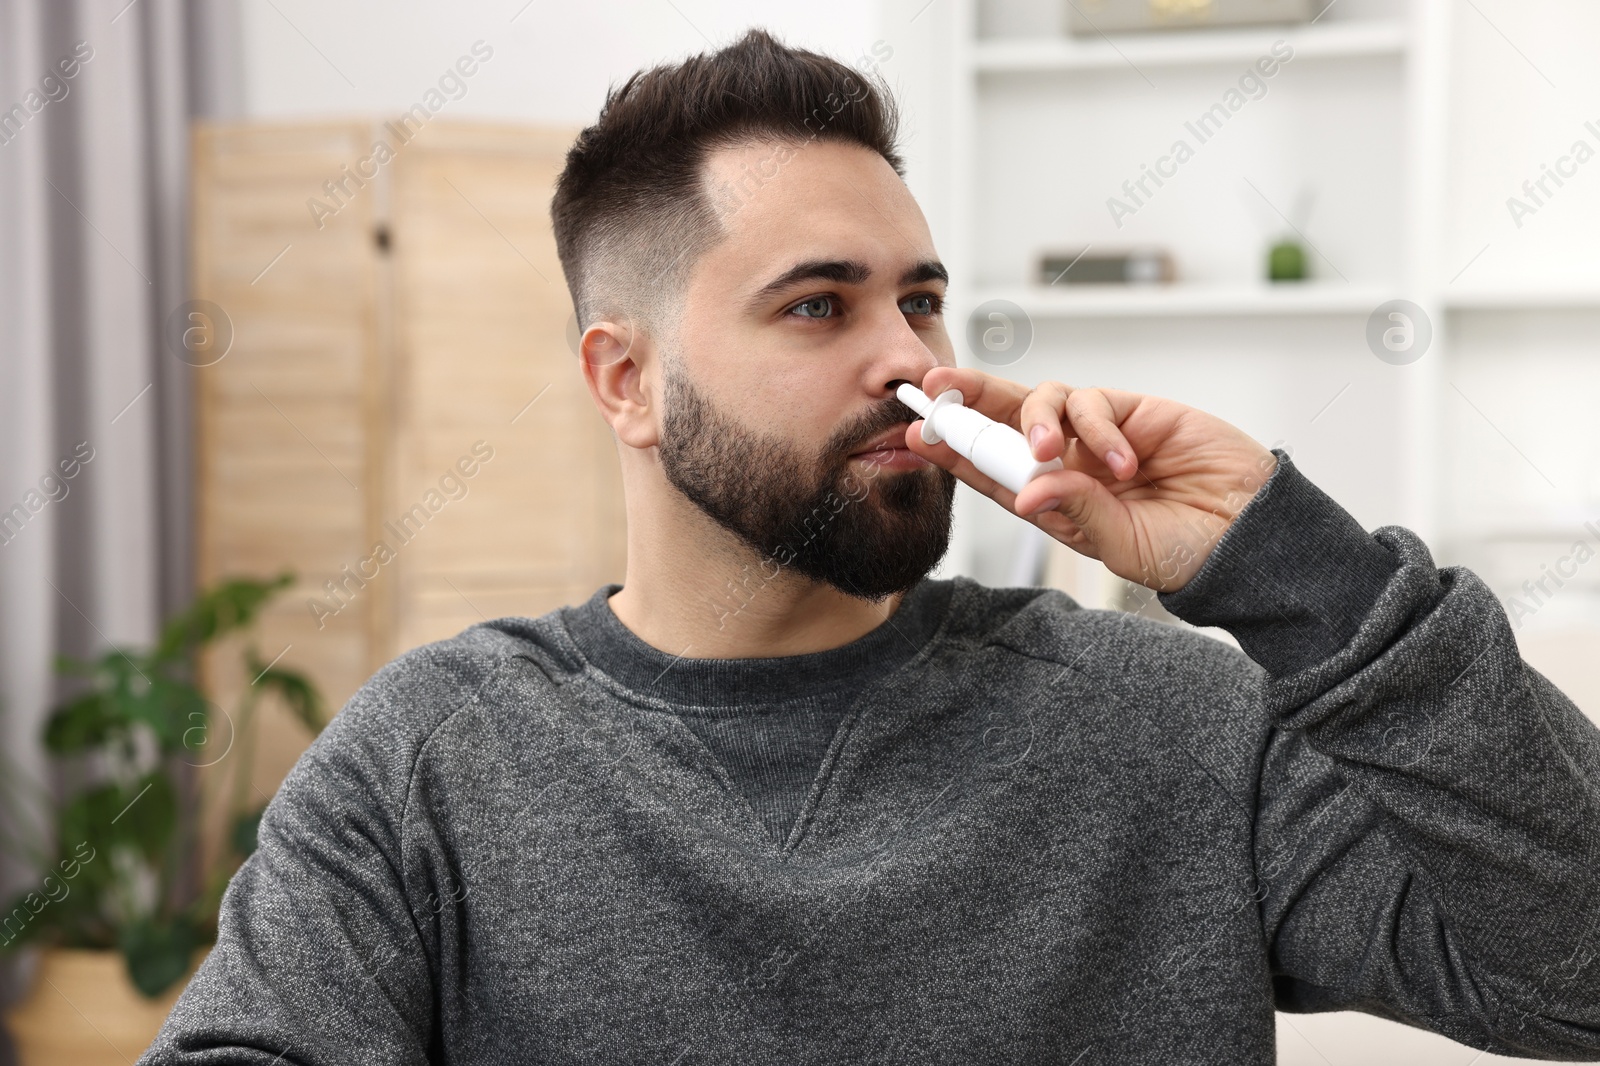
[896,383,1063,495]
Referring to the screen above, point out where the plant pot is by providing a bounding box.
[3,946,208,1066]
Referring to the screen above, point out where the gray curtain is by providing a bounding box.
[0,0,240,1051]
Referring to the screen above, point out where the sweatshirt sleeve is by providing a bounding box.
[136,665,438,1065]
[1159,450,1600,1059]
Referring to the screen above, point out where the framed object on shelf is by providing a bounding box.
[1066,0,1312,35]
[1038,247,1175,285]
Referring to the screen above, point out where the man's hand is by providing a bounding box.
[902,366,1279,592]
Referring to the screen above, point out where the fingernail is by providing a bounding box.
[1106,450,1125,473]
[1029,497,1061,516]
[1029,425,1047,450]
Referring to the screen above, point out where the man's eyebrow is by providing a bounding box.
[901,260,948,286]
[745,258,949,311]
[747,259,869,309]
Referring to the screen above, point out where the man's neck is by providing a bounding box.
[606,536,908,661]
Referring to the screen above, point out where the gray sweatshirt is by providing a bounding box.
[138,451,1600,1064]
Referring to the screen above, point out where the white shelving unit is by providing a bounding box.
[971,18,1408,72]
[1443,285,1600,311]
[928,0,1456,588]
[971,281,1394,317]
[919,0,1600,596]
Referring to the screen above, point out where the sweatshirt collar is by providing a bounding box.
[561,576,954,708]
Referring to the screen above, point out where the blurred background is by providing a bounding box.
[1,0,1597,1062]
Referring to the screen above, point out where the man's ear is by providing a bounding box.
[579,316,659,449]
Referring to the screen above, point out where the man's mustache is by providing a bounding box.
[828,398,916,461]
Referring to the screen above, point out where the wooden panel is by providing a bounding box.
[388,122,627,652]
[192,121,384,722]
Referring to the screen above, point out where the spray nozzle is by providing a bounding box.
[895,384,968,446]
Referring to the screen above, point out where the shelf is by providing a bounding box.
[970,282,1392,318]
[971,20,1408,73]
[1444,285,1600,311]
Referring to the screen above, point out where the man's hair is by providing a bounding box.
[550,28,902,336]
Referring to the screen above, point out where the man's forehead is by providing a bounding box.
[698,140,937,293]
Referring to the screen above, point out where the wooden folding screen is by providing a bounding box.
[190,119,626,815]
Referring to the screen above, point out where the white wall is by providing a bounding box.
[1442,1,1600,293]
[237,1,882,124]
[1435,0,1600,738]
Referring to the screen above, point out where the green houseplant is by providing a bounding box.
[0,573,324,998]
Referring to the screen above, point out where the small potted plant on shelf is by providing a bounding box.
[0,573,323,1060]
[1251,186,1318,283]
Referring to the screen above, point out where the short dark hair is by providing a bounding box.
[550,28,902,334]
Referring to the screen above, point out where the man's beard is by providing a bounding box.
[657,363,957,601]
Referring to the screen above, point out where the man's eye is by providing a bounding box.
[789,296,836,319]
[900,293,942,316]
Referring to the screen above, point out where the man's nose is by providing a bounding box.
[869,317,941,400]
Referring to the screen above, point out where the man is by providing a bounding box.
[142,29,1600,1065]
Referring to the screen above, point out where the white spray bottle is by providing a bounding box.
[896,383,1064,495]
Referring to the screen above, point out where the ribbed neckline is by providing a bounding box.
[560,577,955,708]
